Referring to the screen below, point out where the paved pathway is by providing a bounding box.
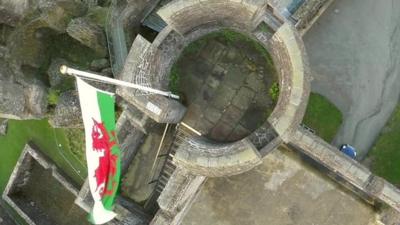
[303,0,400,158]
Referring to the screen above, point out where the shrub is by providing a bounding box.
[269,82,279,102]
[47,89,61,106]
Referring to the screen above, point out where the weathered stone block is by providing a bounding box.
[66,17,107,57]
[51,90,82,128]
[0,6,21,26]
[0,81,25,119]
[25,83,48,117]
[0,119,9,136]
[90,58,110,71]
[39,0,87,33]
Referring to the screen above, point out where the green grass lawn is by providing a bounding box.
[368,106,400,185]
[303,93,343,142]
[0,119,86,193]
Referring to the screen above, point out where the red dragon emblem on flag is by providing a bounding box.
[91,119,118,197]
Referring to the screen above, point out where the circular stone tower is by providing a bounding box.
[115,1,311,224]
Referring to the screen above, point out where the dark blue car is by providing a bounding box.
[340,144,357,159]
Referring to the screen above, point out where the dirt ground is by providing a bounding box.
[303,0,400,158]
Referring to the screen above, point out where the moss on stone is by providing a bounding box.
[47,89,61,106]
[86,6,109,28]
[169,65,181,95]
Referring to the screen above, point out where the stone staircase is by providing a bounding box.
[144,123,201,213]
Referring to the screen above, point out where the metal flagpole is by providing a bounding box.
[60,65,180,99]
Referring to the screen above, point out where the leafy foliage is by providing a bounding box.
[269,82,280,102]
[47,89,61,106]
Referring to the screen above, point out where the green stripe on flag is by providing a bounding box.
[97,92,116,131]
[97,91,121,210]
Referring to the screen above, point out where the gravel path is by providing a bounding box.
[303,0,400,158]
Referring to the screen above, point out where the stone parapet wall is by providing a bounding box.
[293,0,335,34]
[151,167,206,225]
[151,27,185,89]
[1,144,148,225]
[142,5,314,224]
[118,3,322,225]
[266,23,310,142]
[174,137,262,177]
[74,179,92,213]
[290,128,400,213]
[157,0,268,35]
[2,144,80,225]
[2,147,33,197]
[117,34,187,124]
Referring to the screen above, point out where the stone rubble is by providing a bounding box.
[0,119,8,136]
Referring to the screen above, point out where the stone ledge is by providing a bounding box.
[267,23,310,142]
[152,167,206,225]
[2,144,80,225]
[117,35,187,124]
[157,0,267,35]
[290,128,400,213]
[174,137,262,177]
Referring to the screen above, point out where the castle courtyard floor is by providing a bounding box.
[175,31,278,142]
[182,147,379,225]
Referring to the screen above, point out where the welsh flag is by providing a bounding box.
[76,77,121,224]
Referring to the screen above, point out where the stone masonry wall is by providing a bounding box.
[267,23,310,142]
[151,26,185,89]
[174,137,262,177]
[293,0,331,28]
[145,4,313,225]
[2,144,80,225]
[290,128,400,213]
[157,0,268,35]
[150,167,206,225]
[293,0,334,34]
[116,34,186,124]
